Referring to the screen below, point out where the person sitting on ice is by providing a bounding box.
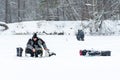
[25,33,49,57]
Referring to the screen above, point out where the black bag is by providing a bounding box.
[80,49,111,56]
[16,47,23,57]
[88,51,100,56]
[101,51,111,56]
[76,30,84,41]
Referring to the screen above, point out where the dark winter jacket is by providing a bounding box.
[77,30,84,38]
[26,37,47,51]
[76,30,85,41]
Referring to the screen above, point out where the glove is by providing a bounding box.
[45,48,49,53]
[45,49,49,57]
[32,48,36,52]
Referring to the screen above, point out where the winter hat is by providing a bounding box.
[32,33,37,38]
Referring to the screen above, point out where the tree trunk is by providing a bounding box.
[5,0,8,23]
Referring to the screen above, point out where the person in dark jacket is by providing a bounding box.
[76,29,84,41]
[25,33,48,57]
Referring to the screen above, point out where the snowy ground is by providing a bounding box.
[0,35,120,80]
[1,20,120,35]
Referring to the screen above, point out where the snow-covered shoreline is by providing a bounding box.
[1,20,120,35]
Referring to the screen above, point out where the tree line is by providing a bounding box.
[0,0,120,23]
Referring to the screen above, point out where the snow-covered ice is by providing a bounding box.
[0,35,120,80]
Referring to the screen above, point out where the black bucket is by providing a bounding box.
[16,47,23,57]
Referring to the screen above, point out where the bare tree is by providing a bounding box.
[5,0,8,23]
[18,0,21,22]
[1,0,120,23]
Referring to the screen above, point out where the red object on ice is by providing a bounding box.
[79,50,83,56]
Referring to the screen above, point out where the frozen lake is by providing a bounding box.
[0,35,120,80]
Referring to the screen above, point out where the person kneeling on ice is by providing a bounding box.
[25,33,49,57]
